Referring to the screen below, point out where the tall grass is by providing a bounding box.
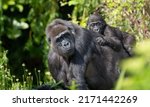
[0,50,60,90]
[0,51,35,89]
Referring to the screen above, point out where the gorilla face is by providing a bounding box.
[88,21,101,33]
[88,21,106,34]
[46,23,75,58]
[87,14,106,34]
[54,30,75,57]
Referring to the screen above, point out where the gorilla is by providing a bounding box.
[87,10,136,57]
[86,10,136,86]
[45,19,119,90]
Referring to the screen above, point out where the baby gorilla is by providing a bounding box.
[86,11,136,85]
[87,11,136,57]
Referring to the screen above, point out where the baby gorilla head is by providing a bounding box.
[87,14,106,34]
[46,23,75,58]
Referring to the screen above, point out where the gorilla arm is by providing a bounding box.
[96,26,122,52]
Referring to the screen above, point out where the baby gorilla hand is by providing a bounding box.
[96,37,106,46]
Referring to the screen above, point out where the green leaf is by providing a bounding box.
[13,19,29,29]
[2,4,8,10]
[16,4,24,12]
[8,0,15,5]
[68,1,78,6]
[7,28,21,39]
[20,22,29,29]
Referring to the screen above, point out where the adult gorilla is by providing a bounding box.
[45,19,119,90]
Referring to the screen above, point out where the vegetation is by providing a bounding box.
[0,0,150,89]
[116,39,150,89]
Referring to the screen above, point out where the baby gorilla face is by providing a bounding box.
[87,14,107,34]
[88,21,105,34]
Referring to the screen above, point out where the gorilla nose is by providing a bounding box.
[62,40,70,47]
[64,42,69,46]
[93,28,99,32]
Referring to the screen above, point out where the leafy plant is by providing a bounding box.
[116,39,150,89]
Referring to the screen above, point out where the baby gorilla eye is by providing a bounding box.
[89,23,95,30]
[96,22,101,26]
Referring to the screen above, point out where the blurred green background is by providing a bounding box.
[0,0,150,90]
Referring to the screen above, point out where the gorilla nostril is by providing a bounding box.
[64,43,67,46]
[93,28,99,32]
[96,29,99,32]
[66,42,69,46]
[62,41,70,47]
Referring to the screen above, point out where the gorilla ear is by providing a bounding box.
[46,37,51,43]
[45,25,50,37]
[48,38,51,43]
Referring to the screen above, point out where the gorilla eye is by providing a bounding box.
[90,23,95,26]
[56,37,62,43]
[96,22,101,26]
[89,23,95,29]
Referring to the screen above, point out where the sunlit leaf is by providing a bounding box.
[7,28,21,39]
[13,19,29,29]
[122,57,145,73]
[2,4,8,10]
[118,39,150,89]
[68,1,78,6]
[20,22,29,29]
[8,0,15,5]
[134,40,150,57]
[16,4,23,12]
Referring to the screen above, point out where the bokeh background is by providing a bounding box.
[0,0,150,89]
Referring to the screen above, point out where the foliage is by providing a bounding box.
[116,39,150,89]
[0,50,57,89]
[0,51,11,89]
[0,0,59,86]
[61,0,102,26]
[144,0,150,16]
[0,51,32,89]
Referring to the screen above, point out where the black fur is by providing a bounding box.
[87,12,136,57]
[45,19,119,90]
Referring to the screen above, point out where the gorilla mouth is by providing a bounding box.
[64,48,74,55]
[65,48,72,53]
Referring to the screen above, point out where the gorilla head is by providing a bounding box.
[87,13,106,34]
[46,21,75,58]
